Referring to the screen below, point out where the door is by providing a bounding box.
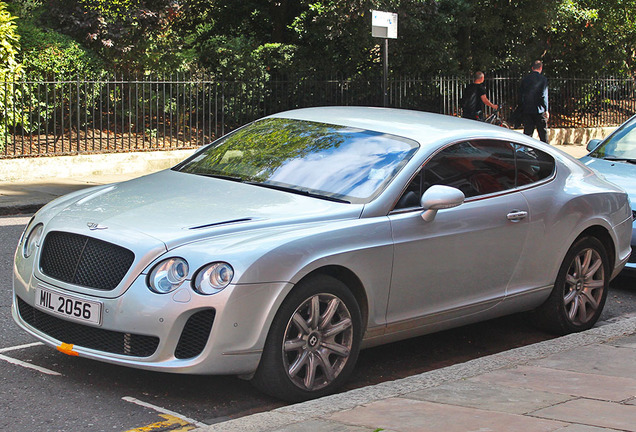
[386,139,531,325]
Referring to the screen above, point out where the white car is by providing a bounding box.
[13,107,633,401]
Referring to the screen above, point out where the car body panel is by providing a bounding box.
[387,190,529,323]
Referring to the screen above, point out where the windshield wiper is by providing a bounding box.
[245,181,351,204]
[198,173,246,182]
[602,156,636,165]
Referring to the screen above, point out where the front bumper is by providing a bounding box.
[623,225,636,273]
[12,273,292,375]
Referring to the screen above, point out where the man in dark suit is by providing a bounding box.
[519,60,549,143]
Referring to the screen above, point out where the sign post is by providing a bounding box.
[372,10,398,107]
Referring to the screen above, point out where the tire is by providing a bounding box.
[533,236,610,335]
[500,121,511,129]
[251,274,362,402]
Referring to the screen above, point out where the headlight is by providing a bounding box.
[193,262,234,295]
[22,223,44,258]
[148,258,189,294]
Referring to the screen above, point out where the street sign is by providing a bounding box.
[372,10,397,39]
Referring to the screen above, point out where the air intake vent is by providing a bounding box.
[174,309,216,359]
[40,231,135,290]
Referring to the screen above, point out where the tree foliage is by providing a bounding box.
[46,0,188,74]
[0,1,21,152]
[8,0,636,79]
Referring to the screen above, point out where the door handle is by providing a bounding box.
[507,210,528,222]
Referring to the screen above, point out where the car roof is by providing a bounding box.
[268,106,536,149]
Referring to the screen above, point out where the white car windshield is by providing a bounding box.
[175,118,419,204]
[591,116,636,162]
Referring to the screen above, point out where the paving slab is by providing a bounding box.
[469,365,636,401]
[405,380,573,415]
[608,334,636,349]
[531,399,636,431]
[530,344,636,379]
[554,425,623,432]
[269,419,378,432]
[328,398,567,432]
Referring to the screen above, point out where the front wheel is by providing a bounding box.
[251,275,362,402]
[533,236,610,335]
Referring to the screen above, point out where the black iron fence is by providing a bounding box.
[1,75,635,158]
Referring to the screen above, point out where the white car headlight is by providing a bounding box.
[22,223,44,259]
[193,262,234,295]
[148,258,189,294]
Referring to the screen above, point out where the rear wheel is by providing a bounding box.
[533,236,609,334]
[251,275,362,402]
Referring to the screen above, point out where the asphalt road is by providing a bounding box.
[1,215,635,432]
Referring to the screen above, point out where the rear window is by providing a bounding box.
[514,144,555,186]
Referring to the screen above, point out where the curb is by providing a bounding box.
[195,316,636,432]
[0,203,43,217]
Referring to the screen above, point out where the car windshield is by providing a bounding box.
[174,118,419,204]
[590,116,636,161]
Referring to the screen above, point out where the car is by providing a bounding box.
[581,114,636,275]
[13,107,633,402]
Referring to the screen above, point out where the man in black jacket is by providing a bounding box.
[461,71,498,120]
[519,60,549,142]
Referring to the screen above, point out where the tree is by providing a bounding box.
[48,0,188,74]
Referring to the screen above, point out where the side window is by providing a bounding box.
[514,144,555,186]
[422,140,516,198]
[395,170,423,209]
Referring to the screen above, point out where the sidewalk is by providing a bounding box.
[197,316,636,432]
[0,173,147,216]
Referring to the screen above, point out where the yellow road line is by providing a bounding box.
[123,414,196,431]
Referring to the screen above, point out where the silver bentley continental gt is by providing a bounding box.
[13,107,633,401]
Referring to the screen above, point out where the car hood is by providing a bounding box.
[48,169,364,249]
[580,156,636,208]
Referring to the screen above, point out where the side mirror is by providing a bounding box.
[420,185,465,222]
[586,138,603,152]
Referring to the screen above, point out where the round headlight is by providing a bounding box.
[193,262,234,295]
[23,223,44,258]
[148,258,189,294]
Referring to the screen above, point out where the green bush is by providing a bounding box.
[18,21,105,79]
[0,1,21,153]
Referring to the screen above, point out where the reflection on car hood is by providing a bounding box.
[51,169,363,248]
[580,156,636,208]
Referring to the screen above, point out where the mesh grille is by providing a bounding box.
[17,297,159,357]
[40,231,135,290]
[174,309,216,359]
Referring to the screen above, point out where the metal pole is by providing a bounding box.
[383,38,389,107]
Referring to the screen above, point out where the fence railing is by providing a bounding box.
[1,75,635,158]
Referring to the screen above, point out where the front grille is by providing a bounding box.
[17,297,159,357]
[174,309,216,359]
[40,231,135,290]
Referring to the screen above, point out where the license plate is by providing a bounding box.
[35,286,102,326]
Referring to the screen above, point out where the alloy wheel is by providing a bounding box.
[563,247,605,325]
[282,293,354,391]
